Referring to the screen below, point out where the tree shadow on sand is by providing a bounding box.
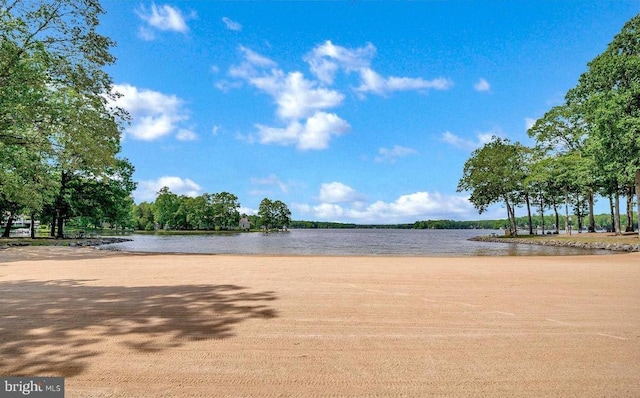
[0,279,277,377]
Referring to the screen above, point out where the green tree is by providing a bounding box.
[48,88,122,237]
[132,201,155,231]
[0,143,56,237]
[211,192,240,230]
[272,200,292,230]
[526,154,557,234]
[153,187,179,230]
[1,0,127,238]
[67,158,137,230]
[187,195,209,230]
[528,103,599,233]
[258,198,291,231]
[457,137,528,236]
[567,15,640,236]
[173,196,192,230]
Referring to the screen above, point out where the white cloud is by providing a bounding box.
[250,71,344,120]
[227,47,278,91]
[305,40,376,84]
[305,41,451,95]
[238,206,257,216]
[226,43,451,150]
[250,174,290,194]
[350,192,474,222]
[222,17,242,31]
[215,80,243,92]
[227,46,349,150]
[310,203,346,220]
[229,46,278,79]
[134,176,202,202]
[176,129,197,141]
[255,111,349,150]
[442,131,494,151]
[240,46,277,68]
[137,27,156,41]
[356,68,452,96]
[319,182,363,204]
[294,185,480,223]
[474,78,491,92]
[112,83,190,141]
[375,145,417,163]
[135,3,190,40]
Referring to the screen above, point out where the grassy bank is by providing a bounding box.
[507,232,639,244]
[471,231,640,252]
[0,236,132,248]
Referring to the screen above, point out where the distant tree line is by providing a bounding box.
[289,214,636,231]
[289,221,414,229]
[130,188,291,232]
[457,15,640,237]
[412,214,636,232]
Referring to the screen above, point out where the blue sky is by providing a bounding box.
[100,1,638,223]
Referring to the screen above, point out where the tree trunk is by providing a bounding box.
[614,189,622,237]
[511,203,518,236]
[56,213,64,239]
[564,187,571,235]
[50,211,56,237]
[553,202,560,234]
[576,193,583,233]
[504,195,516,236]
[609,195,616,233]
[510,206,517,236]
[55,171,69,239]
[626,186,634,232]
[525,193,533,235]
[2,213,13,238]
[30,211,36,239]
[588,187,596,233]
[539,193,545,235]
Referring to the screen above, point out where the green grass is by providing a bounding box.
[0,237,69,246]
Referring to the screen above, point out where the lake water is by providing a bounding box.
[102,229,612,256]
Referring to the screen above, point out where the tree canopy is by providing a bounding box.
[258,198,292,231]
[460,15,640,237]
[129,188,290,232]
[0,0,132,237]
[457,137,528,235]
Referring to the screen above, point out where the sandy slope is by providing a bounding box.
[1,248,639,397]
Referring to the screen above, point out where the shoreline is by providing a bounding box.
[0,236,132,249]
[470,234,640,252]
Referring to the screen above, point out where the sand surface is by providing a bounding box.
[1,247,639,397]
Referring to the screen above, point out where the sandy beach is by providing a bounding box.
[1,247,639,397]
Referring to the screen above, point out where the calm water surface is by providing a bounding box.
[103,229,612,256]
